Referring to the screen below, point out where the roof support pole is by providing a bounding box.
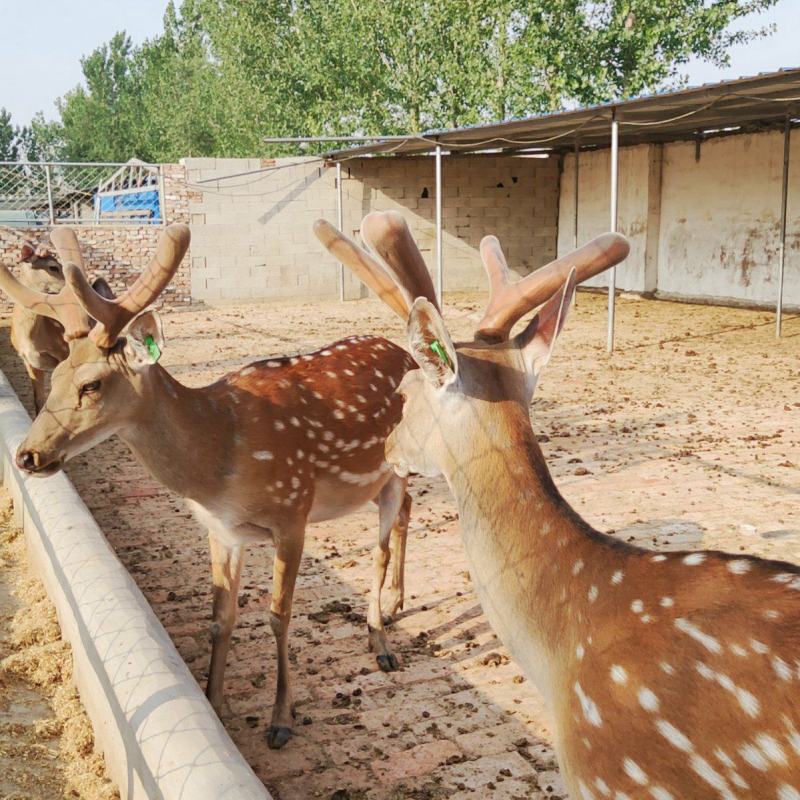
[776,114,791,337]
[435,144,444,304]
[573,139,580,251]
[572,139,580,308]
[336,161,344,301]
[607,109,619,353]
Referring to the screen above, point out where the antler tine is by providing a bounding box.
[0,263,60,318]
[359,211,439,312]
[312,219,410,320]
[50,226,85,272]
[65,223,190,348]
[0,261,92,340]
[476,232,630,342]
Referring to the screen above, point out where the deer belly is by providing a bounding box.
[308,467,392,523]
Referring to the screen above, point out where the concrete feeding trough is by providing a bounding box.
[0,367,270,800]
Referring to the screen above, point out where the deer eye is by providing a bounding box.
[80,380,101,395]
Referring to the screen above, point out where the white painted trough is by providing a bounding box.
[0,367,270,800]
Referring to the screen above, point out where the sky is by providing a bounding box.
[0,0,796,128]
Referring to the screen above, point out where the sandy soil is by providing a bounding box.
[0,290,798,799]
[0,488,117,800]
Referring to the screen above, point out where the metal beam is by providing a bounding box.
[776,115,792,337]
[607,110,619,353]
[336,162,344,302]
[435,145,444,303]
[263,135,414,143]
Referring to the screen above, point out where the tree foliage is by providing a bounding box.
[21,0,780,161]
[0,109,18,161]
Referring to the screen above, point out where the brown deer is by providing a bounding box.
[325,211,800,799]
[8,230,112,413]
[11,223,437,749]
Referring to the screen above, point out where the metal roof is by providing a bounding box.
[325,67,800,160]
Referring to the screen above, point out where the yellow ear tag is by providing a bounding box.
[430,339,452,371]
[144,335,162,363]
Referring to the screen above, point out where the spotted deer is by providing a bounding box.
[7,230,112,413]
[323,211,800,799]
[12,223,433,749]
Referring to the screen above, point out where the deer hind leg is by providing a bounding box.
[368,473,409,672]
[206,535,244,715]
[266,525,305,750]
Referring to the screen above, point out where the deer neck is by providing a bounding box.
[441,400,604,703]
[120,365,236,502]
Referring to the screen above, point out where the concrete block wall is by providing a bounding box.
[0,163,192,314]
[186,154,561,303]
[185,157,341,302]
[345,154,560,292]
[558,129,800,308]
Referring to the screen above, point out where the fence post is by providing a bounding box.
[158,164,167,225]
[44,164,55,225]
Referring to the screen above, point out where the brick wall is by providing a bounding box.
[0,162,192,315]
[186,154,561,303]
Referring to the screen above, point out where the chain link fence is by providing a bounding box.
[0,160,165,227]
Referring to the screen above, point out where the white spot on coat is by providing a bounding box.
[574,682,602,727]
[683,553,705,566]
[623,757,648,786]
[675,617,722,653]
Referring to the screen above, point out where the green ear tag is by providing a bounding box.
[430,339,452,371]
[144,335,162,363]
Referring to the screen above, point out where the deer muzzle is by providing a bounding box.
[15,445,63,477]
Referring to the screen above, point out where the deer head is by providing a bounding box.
[19,239,64,291]
[0,227,98,339]
[315,211,628,479]
[15,224,190,475]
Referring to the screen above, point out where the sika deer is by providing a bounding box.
[326,211,800,799]
[7,230,112,413]
[12,223,439,749]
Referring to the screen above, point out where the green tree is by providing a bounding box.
[57,32,139,161]
[16,113,65,162]
[48,0,779,160]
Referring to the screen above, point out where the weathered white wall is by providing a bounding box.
[558,129,800,308]
[657,131,800,306]
[558,144,654,293]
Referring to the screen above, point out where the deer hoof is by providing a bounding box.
[376,653,400,672]
[266,725,292,750]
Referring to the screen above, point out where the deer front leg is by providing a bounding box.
[386,488,411,619]
[368,474,409,671]
[24,362,47,416]
[267,524,305,750]
[206,535,244,715]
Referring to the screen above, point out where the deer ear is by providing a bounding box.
[406,298,459,389]
[20,243,35,263]
[124,310,165,368]
[514,268,577,376]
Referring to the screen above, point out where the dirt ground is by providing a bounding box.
[0,489,117,800]
[0,290,798,800]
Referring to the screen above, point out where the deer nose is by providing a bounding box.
[16,449,38,472]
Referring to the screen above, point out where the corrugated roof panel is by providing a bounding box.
[324,67,800,160]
